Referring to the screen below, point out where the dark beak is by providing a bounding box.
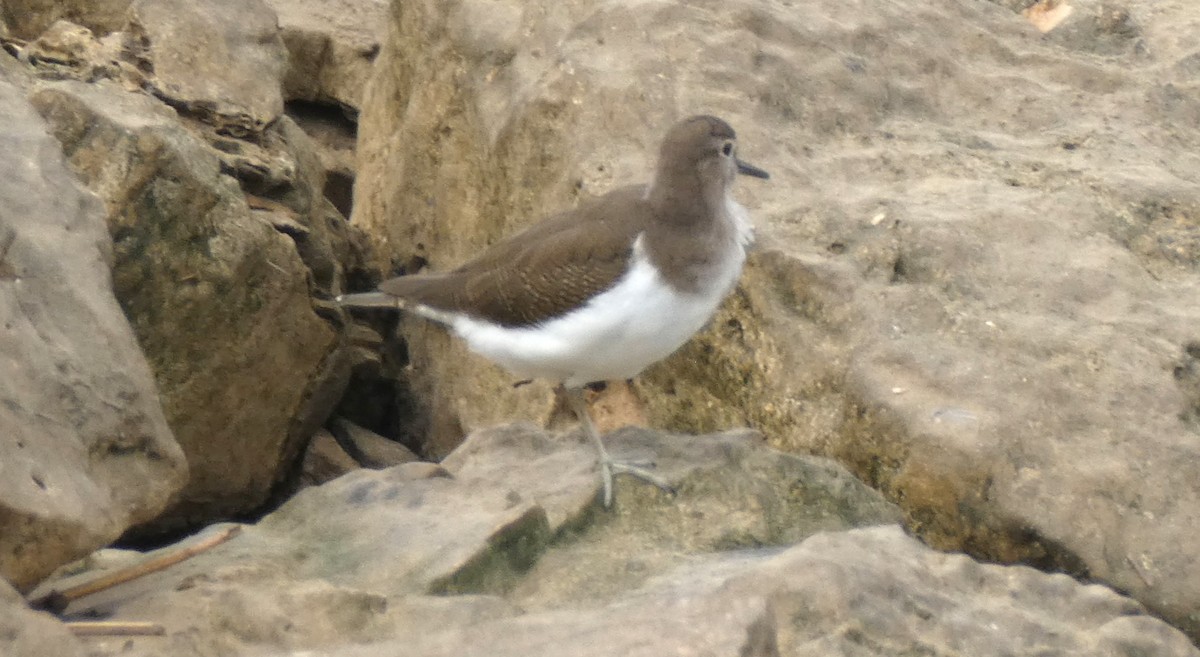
[736,158,770,180]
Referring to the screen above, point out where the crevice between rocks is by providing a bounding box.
[285,99,358,218]
[836,393,1093,581]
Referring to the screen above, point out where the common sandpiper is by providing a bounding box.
[338,115,769,506]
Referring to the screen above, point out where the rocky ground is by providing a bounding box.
[2,0,1199,654]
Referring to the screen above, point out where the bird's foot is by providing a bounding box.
[560,384,675,507]
[598,457,676,508]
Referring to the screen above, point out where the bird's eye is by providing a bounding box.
[721,141,734,157]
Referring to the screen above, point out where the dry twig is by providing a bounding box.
[30,525,242,614]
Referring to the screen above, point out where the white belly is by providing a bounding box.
[451,228,747,388]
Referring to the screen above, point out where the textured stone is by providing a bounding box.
[37,429,1194,657]
[301,421,417,486]
[0,0,130,40]
[285,99,359,219]
[0,580,84,657]
[348,527,1199,657]
[351,0,1200,640]
[301,429,360,486]
[29,79,339,531]
[266,0,386,110]
[126,0,287,136]
[266,114,373,298]
[24,20,107,70]
[16,19,149,95]
[328,417,419,467]
[0,68,185,589]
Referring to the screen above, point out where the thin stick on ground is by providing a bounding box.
[30,525,242,614]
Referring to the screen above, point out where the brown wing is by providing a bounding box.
[378,186,650,328]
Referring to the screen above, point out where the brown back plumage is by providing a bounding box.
[379,186,650,328]
[375,114,761,328]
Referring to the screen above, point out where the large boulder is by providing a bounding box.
[350,0,1200,641]
[33,426,1197,656]
[355,525,1199,657]
[0,68,186,589]
[29,78,343,531]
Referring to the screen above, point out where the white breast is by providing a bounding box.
[451,197,751,388]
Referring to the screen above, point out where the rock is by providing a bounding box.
[0,68,186,589]
[0,44,27,81]
[442,426,902,597]
[567,380,648,435]
[300,429,360,486]
[285,100,359,219]
[334,318,434,456]
[0,580,85,657]
[126,0,288,136]
[24,20,109,73]
[35,428,1196,656]
[29,79,341,532]
[1012,0,1147,54]
[0,0,131,40]
[223,113,374,300]
[301,421,417,486]
[266,0,386,110]
[350,0,1200,640]
[328,417,419,468]
[17,19,149,93]
[347,526,1199,657]
[266,114,373,297]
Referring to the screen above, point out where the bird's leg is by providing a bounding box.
[562,385,675,507]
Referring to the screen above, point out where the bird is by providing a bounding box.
[337,115,769,506]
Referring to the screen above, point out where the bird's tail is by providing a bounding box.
[334,291,405,309]
[336,290,457,326]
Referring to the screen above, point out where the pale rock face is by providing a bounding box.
[264,0,387,109]
[0,580,85,656]
[0,67,186,590]
[350,0,1200,642]
[29,79,345,533]
[127,0,288,136]
[4,0,369,540]
[0,0,131,39]
[30,426,1198,657]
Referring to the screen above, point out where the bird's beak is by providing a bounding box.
[736,158,770,180]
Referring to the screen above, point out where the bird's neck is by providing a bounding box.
[642,179,743,295]
[645,172,729,229]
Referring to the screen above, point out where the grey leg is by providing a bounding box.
[563,386,675,507]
